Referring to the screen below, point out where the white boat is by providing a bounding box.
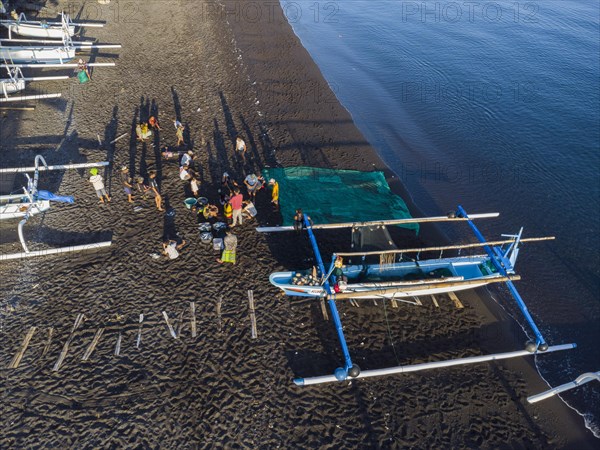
[0,44,75,63]
[0,192,50,219]
[0,67,68,101]
[0,12,97,40]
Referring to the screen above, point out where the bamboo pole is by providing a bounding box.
[248,290,257,339]
[190,302,197,338]
[136,314,144,348]
[0,241,112,261]
[41,327,54,357]
[448,292,465,309]
[216,296,223,333]
[8,326,37,369]
[82,328,104,361]
[0,93,61,103]
[256,212,500,233]
[53,313,85,371]
[162,311,177,339]
[331,276,520,300]
[0,161,109,173]
[336,237,556,257]
[114,332,121,356]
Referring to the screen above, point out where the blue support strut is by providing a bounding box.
[456,205,547,347]
[303,215,354,373]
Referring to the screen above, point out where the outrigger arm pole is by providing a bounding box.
[303,215,358,380]
[456,205,548,350]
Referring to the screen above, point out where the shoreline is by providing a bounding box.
[223,0,597,446]
[0,0,596,447]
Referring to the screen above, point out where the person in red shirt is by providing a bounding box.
[229,188,244,227]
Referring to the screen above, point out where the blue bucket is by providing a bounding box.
[184,198,197,209]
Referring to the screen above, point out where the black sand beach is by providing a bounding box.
[0,1,597,448]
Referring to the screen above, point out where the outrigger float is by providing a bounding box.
[259,208,576,386]
[0,155,112,260]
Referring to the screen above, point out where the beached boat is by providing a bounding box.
[0,12,102,40]
[260,208,574,386]
[0,43,76,63]
[0,67,68,102]
[0,155,112,259]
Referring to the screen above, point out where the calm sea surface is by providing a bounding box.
[282,0,599,436]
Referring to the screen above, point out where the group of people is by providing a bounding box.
[88,116,282,264]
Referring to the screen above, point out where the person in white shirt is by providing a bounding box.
[89,168,110,203]
[235,136,247,163]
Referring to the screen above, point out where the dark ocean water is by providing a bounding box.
[282,0,600,436]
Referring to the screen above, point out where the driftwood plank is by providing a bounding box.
[136,314,144,348]
[53,314,85,371]
[9,326,37,369]
[448,292,465,309]
[190,302,197,338]
[162,311,177,339]
[216,296,223,333]
[248,290,257,339]
[115,332,122,356]
[82,328,105,361]
[320,298,329,321]
[41,327,54,357]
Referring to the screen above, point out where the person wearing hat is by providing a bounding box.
[120,166,135,203]
[269,178,279,210]
[89,168,110,203]
[243,173,264,201]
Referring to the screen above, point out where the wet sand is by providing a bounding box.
[0,1,596,448]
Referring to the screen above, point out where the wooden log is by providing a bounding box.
[136,314,144,348]
[248,290,257,339]
[391,299,398,308]
[190,302,197,338]
[41,327,53,357]
[217,296,223,333]
[431,295,439,308]
[53,313,85,371]
[448,292,465,309]
[9,326,36,369]
[319,298,329,320]
[162,311,177,339]
[82,328,104,361]
[114,332,121,356]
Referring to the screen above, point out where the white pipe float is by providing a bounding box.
[0,241,112,261]
[0,161,109,174]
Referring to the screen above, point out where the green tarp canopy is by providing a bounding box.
[261,167,418,233]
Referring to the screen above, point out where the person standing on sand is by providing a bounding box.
[244,173,264,202]
[235,136,247,163]
[163,238,186,260]
[217,230,237,264]
[148,116,161,131]
[176,123,185,147]
[269,178,279,210]
[89,168,110,203]
[230,188,244,227]
[120,166,134,203]
[149,171,164,211]
[190,176,200,198]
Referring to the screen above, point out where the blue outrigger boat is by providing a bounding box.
[259,206,577,386]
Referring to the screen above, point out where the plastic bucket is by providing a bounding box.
[184,198,197,209]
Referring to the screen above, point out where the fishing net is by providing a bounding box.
[261,166,419,233]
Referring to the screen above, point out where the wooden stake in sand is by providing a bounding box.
[190,302,197,338]
[82,328,105,361]
[431,295,440,308]
[391,298,399,309]
[216,296,223,333]
[53,314,85,371]
[9,326,37,369]
[248,290,258,339]
[109,133,128,144]
[136,314,144,348]
[162,311,177,339]
[448,292,465,309]
[115,332,122,356]
[41,327,54,357]
[320,298,329,320]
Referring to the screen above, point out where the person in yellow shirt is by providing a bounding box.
[269,178,279,211]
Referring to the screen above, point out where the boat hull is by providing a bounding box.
[270,256,503,299]
[0,46,75,63]
[3,23,75,39]
[1,79,26,94]
[0,195,50,220]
